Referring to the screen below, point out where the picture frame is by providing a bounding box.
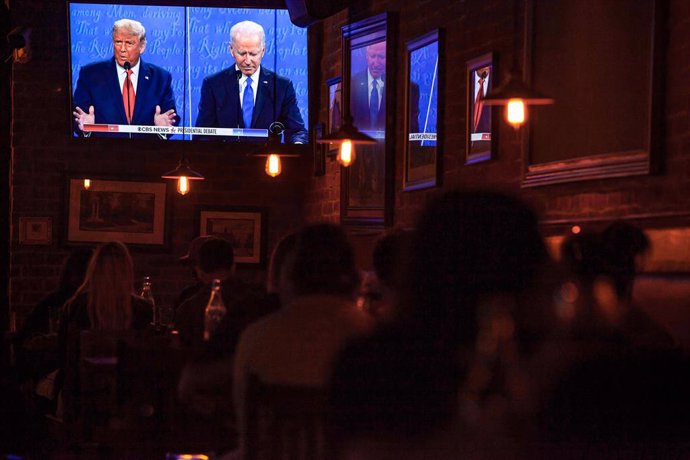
[523,0,663,187]
[403,29,442,191]
[341,12,394,228]
[312,122,326,176]
[466,52,495,164]
[66,178,168,246]
[198,207,266,265]
[326,76,343,156]
[19,217,52,245]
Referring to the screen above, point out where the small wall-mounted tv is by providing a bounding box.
[68,1,309,143]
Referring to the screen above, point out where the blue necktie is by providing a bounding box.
[242,76,254,129]
[369,79,379,129]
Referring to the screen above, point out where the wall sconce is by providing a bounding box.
[161,156,204,195]
[82,178,91,190]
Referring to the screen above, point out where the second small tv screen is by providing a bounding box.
[69,2,309,142]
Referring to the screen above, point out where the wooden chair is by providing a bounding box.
[243,373,332,460]
[116,332,186,442]
[77,330,122,442]
[76,330,185,452]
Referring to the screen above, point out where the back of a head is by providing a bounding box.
[372,228,414,290]
[404,189,548,347]
[267,231,298,293]
[560,231,609,286]
[83,241,134,330]
[602,221,650,263]
[602,220,650,299]
[59,246,93,295]
[288,223,359,298]
[198,237,234,274]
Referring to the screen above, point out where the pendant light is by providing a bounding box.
[161,155,205,195]
[482,0,554,128]
[252,122,300,177]
[316,6,377,166]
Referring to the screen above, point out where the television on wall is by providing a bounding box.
[67,1,309,143]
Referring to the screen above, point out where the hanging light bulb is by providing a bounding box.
[265,154,282,177]
[506,98,526,127]
[161,156,204,195]
[481,0,554,128]
[317,114,375,167]
[252,122,298,177]
[83,178,91,190]
[336,140,356,167]
[177,176,190,195]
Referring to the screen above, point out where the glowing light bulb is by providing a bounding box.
[83,178,91,190]
[265,154,282,177]
[177,176,189,195]
[337,140,355,167]
[506,99,525,127]
[571,225,581,234]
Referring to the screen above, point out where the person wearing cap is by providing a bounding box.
[174,237,264,353]
[171,235,217,323]
[174,237,265,452]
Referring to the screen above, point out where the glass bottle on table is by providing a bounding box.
[140,276,159,327]
[203,279,226,342]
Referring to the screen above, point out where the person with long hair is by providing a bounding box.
[55,241,152,420]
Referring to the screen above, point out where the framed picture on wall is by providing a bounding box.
[66,177,168,246]
[466,52,496,164]
[327,76,342,155]
[19,217,52,245]
[198,207,266,265]
[341,12,394,228]
[403,29,442,191]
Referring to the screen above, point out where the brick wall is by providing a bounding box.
[9,0,312,321]
[306,0,690,249]
[10,0,690,322]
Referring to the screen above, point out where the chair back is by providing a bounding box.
[77,329,184,447]
[243,373,331,460]
[78,330,126,436]
[117,331,185,439]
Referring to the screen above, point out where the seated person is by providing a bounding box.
[15,247,92,384]
[233,223,375,455]
[172,235,215,323]
[56,241,152,421]
[174,237,265,355]
[358,228,414,324]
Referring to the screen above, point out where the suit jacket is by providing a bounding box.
[195,67,307,144]
[409,80,420,134]
[72,58,177,138]
[351,70,386,131]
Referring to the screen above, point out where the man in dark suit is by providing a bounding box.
[349,40,387,207]
[195,20,307,144]
[72,18,177,138]
[470,65,492,155]
[350,41,387,132]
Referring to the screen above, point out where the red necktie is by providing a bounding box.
[122,69,136,124]
[473,78,485,132]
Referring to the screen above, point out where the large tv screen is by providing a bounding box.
[68,2,309,143]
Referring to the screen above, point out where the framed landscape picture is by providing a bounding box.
[66,177,168,246]
[198,207,266,264]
